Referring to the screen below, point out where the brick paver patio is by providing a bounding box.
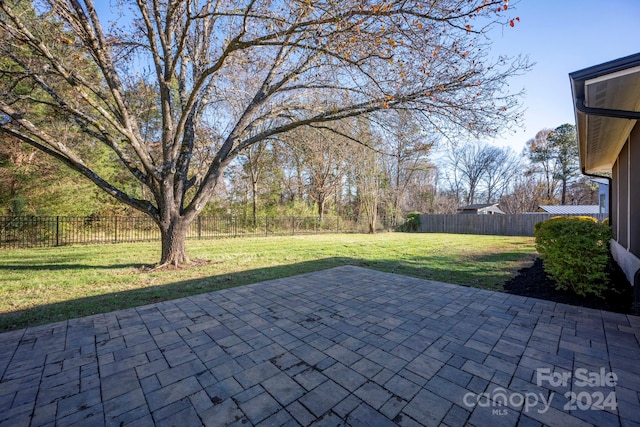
[1,265,639,426]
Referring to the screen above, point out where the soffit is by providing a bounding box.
[571,54,640,173]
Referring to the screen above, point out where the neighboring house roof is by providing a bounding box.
[538,205,600,215]
[457,203,505,214]
[569,52,640,173]
[459,203,496,210]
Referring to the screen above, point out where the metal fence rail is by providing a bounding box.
[0,215,398,248]
[418,213,608,237]
[0,213,610,247]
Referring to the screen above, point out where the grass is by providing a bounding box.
[0,233,536,332]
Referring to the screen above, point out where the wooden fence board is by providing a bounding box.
[418,213,607,236]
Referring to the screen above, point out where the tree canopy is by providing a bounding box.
[525,123,579,205]
[0,0,529,265]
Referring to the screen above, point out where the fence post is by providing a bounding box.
[292,217,295,235]
[55,216,60,247]
[114,216,118,243]
[197,216,202,240]
[265,216,268,236]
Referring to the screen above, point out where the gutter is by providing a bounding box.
[575,97,640,120]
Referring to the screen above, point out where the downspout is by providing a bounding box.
[581,169,612,223]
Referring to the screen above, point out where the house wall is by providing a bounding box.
[631,124,640,257]
[612,162,618,240]
[613,123,640,257]
[610,122,640,311]
[615,143,629,248]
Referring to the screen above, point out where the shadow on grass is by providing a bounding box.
[0,251,533,332]
[0,258,345,331]
[0,263,147,271]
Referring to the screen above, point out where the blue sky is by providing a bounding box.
[486,0,640,152]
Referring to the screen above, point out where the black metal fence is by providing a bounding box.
[0,215,399,248]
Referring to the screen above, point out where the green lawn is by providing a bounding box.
[0,233,536,331]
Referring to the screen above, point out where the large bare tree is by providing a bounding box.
[0,0,527,266]
[480,145,520,203]
[444,141,494,205]
[442,141,519,206]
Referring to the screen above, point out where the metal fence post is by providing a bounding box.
[56,216,60,247]
[197,216,202,240]
[114,216,118,243]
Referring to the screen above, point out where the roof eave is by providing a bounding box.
[569,52,640,174]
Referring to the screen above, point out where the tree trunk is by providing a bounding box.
[317,196,326,222]
[159,217,191,267]
[466,188,474,206]
[251,180,258,227]
[369,214,378,234]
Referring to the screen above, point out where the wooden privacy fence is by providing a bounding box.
[418,213,608,237]
[0,215,399,249]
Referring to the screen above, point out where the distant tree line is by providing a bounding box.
[439,123,596,213]
[1,121,592,221]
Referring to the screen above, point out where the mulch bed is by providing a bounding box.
[503,257,634,314]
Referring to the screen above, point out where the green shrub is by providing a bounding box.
[534,216,612,298]
[399,211,421,232]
